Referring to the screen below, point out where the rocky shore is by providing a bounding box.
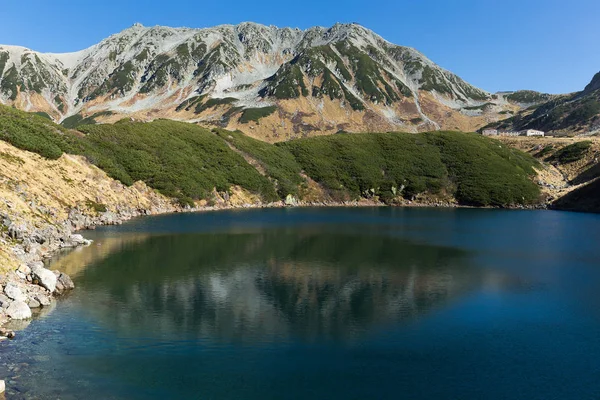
[0,203,182,333]
[0,189,551,337]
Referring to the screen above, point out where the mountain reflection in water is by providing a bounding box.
[58,229,504,342]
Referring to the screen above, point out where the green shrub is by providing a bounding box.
[279,132,449,202]
[61,111,113,129]
[77,120,278,204]
[0,106,72,159]
[280,131,540,206]
[215,129,304,197]
[550,141,592,164]
[424,132,540,206]
[239,107,277,123]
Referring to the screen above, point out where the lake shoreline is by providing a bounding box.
[0,195,554,396]
[0,195,550,331]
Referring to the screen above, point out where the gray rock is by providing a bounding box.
[7,223,27,240]
[0,294,10,308]
[56,272,75,291]
[34,294,52,307]
[17,264,31,275]
[6,301,31,320]
[0,328,15,338]
[55,279,64,294]
[100,211,119,225]
[69,234,92,246]
[30,264,57,293]
[4,283,27,302]
[1,212,11,227]
[28,298,41,309]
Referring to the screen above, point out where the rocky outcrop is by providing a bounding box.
[0,264,76,326]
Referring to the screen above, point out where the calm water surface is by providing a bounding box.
[1,207,600,399]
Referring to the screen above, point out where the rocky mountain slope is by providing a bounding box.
[0,22,525,140]
[497,136,600,212]
[486,72,600,136]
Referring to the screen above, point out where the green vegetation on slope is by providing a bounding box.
[260,63,309,99]
[61,111,114,129]
[238,106,277,123]
[76,120,278,205]
[280,132,447,202]
[0,104,541,208]
[0,105,71,159]
[505,91,553,104]
[553,179,600,213]
[424,132,540,206]
[548,141,592,164]
[214,129,305,197]
[280,131,540,206]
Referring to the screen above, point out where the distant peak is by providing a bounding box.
[132,22,144,28]
[584,71,600,93]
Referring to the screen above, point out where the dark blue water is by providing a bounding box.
[1,207,600,399]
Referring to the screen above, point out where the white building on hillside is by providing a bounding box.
[519,129,545,137]
[482,129,498,136]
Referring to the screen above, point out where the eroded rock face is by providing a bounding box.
[5,301,31,320]
[30,263,57,293]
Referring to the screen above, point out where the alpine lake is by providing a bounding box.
[1,207,599,399]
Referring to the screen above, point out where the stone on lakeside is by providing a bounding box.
[28,298,41,309]
[3,284,27,303]
[5,301,31,320]
[0,294,10,309]
[34,294,52,307]
[30,263,57,293]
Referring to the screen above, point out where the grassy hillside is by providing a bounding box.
[425,132,540,206]
[280,132,540,206]
[0,104,72,159]
[76,120,278,204]
[0,104,542,207]
[0,106,276,205]
[214,129,305,198]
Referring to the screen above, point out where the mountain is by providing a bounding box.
[486,72,600,136]
[0,22,521,140]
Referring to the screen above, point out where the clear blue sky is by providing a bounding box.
[1,0,598,94]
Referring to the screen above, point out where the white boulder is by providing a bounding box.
[6,301,32,320]
[70,234,92,246]
[30,263,57,293]
[4,283,27,302]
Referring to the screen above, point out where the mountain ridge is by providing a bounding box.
[486,72,600,136]
[0,22,531,139]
